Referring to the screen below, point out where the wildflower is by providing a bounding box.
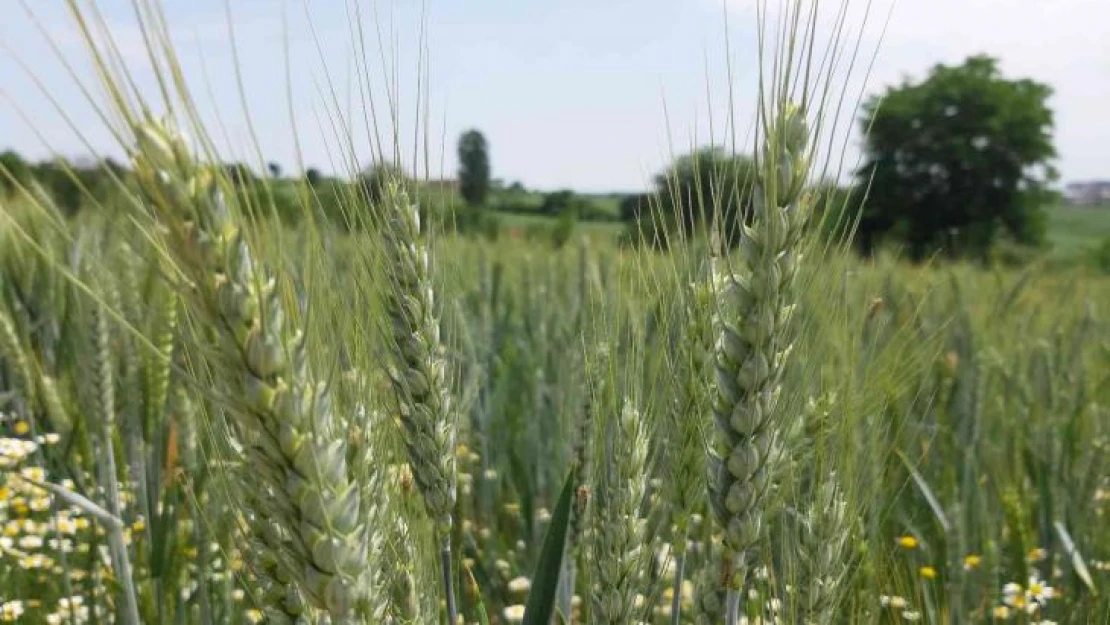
[1027,547,1047,562]
[880,595,907,609]
[13,421,30,435]
[1027,576,1055,604]
[896,535,919,549]
[963,554,982,570]
[245,609,264,623]
[132,516,146,532]
[1003,583,1036,614]
[507,576,531,594]
[20,553,53,569]
[901,610,922,621]
[503,604,526,623]
[992,605,1011,619]
[18,534,44,549]
[0,600,25,621]
[54,517,77,535]
[919,566,937,579]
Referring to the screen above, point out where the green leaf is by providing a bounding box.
[1053,521,1097,595]
[522,471,575,625]
[463,565,492,625]
[895,448,951,534]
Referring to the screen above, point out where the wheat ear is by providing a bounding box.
[379,184,459,623]
[707,100,812,623]
[588,392,650,624]
[129,117,370,621]
[663,279,714,625]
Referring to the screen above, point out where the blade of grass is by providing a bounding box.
[522,471,575,625]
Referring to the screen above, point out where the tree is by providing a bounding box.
[359,161,410,206]
[856,55,1057,260]
[539,189,579,216]
[618,193,651,222]
[305,167,322,186]
[0,151,30,194]
[224,162,258,187]
[457,129,490,207]
[267,162,282,178]
[630,147,756,247]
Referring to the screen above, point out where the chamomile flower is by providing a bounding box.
[1027,576,1055,605]
[0,600,25,621]
[880,595,908,609]
[1002,582,1036,614]
[503,604,526,622]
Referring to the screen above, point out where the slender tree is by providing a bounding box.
[457,129,491,207]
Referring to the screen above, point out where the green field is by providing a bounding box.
[2,2,1110,624]
[1045,203,1110,258]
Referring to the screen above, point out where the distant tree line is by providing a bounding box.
[2,55,1061,261]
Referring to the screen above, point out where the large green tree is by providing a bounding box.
[457,129,490,207]
[856,55,1057,260]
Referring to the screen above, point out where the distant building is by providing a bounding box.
[1064,181,1110,206]
[423,178,459,192]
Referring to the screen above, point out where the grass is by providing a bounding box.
[1044,203,1110,259]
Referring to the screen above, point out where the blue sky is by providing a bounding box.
[2,0,1107,193]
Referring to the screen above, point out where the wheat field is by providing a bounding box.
[1,1,1108,624]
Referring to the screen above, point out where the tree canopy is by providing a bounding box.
[856,55,1057,260]
[629,147,756,247]
[457,129,491,207]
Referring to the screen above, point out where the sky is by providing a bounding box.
[1,0,1107,193]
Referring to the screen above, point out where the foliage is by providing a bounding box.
[3,3,1109,625]
[619,192,652,222]
[458,129,492,207]
[1091,236,1110,273]
[0,151,31,193]
[360,161,411,207]
[856,55,1057,260]
[631,147,756,248]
